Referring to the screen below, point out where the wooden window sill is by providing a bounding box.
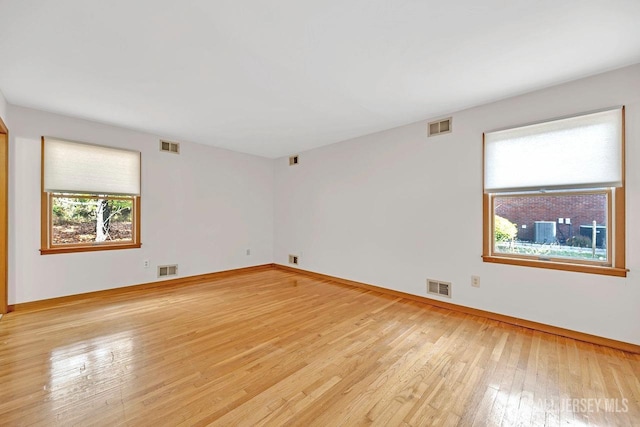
[40,243,141,255]
[482,255,628,277]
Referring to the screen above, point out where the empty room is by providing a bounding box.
[1,1,639,425]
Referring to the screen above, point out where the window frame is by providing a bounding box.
[482,108,626,277]
[40,137,142,255]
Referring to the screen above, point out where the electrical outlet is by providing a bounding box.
[471,275,480,288]
[143,259,150,269]
[246,249,251,255]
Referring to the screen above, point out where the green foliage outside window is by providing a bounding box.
[51,195,133,245]
[494,215,517,242]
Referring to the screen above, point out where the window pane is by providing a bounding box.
[51,196,133,245]
[493,193,608,262]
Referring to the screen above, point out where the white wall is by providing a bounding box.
[8,106,274,304]
[5,65,639,344]
[0,90,7,124]
[274,64,640,345]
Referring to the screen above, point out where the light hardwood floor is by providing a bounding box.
[0,268,639,426]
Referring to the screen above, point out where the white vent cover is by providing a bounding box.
[158,264,178,277]
[428,118,452,137]
[289,155,299,166]
[427,279,451,298]
[288,255,299,265]
[160,140,180,154]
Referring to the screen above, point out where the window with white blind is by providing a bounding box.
[41,137,141,254]
[482,107,626,276]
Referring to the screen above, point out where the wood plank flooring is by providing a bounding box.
[0,268,639,426]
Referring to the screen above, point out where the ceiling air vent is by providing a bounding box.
[160,140,180,154]
[427,279,451,298]
[158,264,178,277]
[428,117,452,137]
[289,155,299,166]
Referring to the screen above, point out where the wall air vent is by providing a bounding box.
[428,117,452,137]
[289,255,299,265]
[158,264,178,277]
[427,279,451,298]
[289,155,299,166]
[160,140,180,154]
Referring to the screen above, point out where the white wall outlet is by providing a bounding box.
[471,275,480,288]
[246,249,251,255]
[143,259,150,269]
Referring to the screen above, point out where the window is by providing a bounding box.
[482,107,626,276]
[41,137,141,254]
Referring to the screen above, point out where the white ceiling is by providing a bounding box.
[1,0,639,158]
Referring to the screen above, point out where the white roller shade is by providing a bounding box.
[44,138,141,195]
[484,108,623,192]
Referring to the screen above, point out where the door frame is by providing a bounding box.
[0,115,7,314]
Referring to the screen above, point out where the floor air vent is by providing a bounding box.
[428,117,452,137]
[427,279,451,298]
[158,264,178,277]
[160,140,180,154]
